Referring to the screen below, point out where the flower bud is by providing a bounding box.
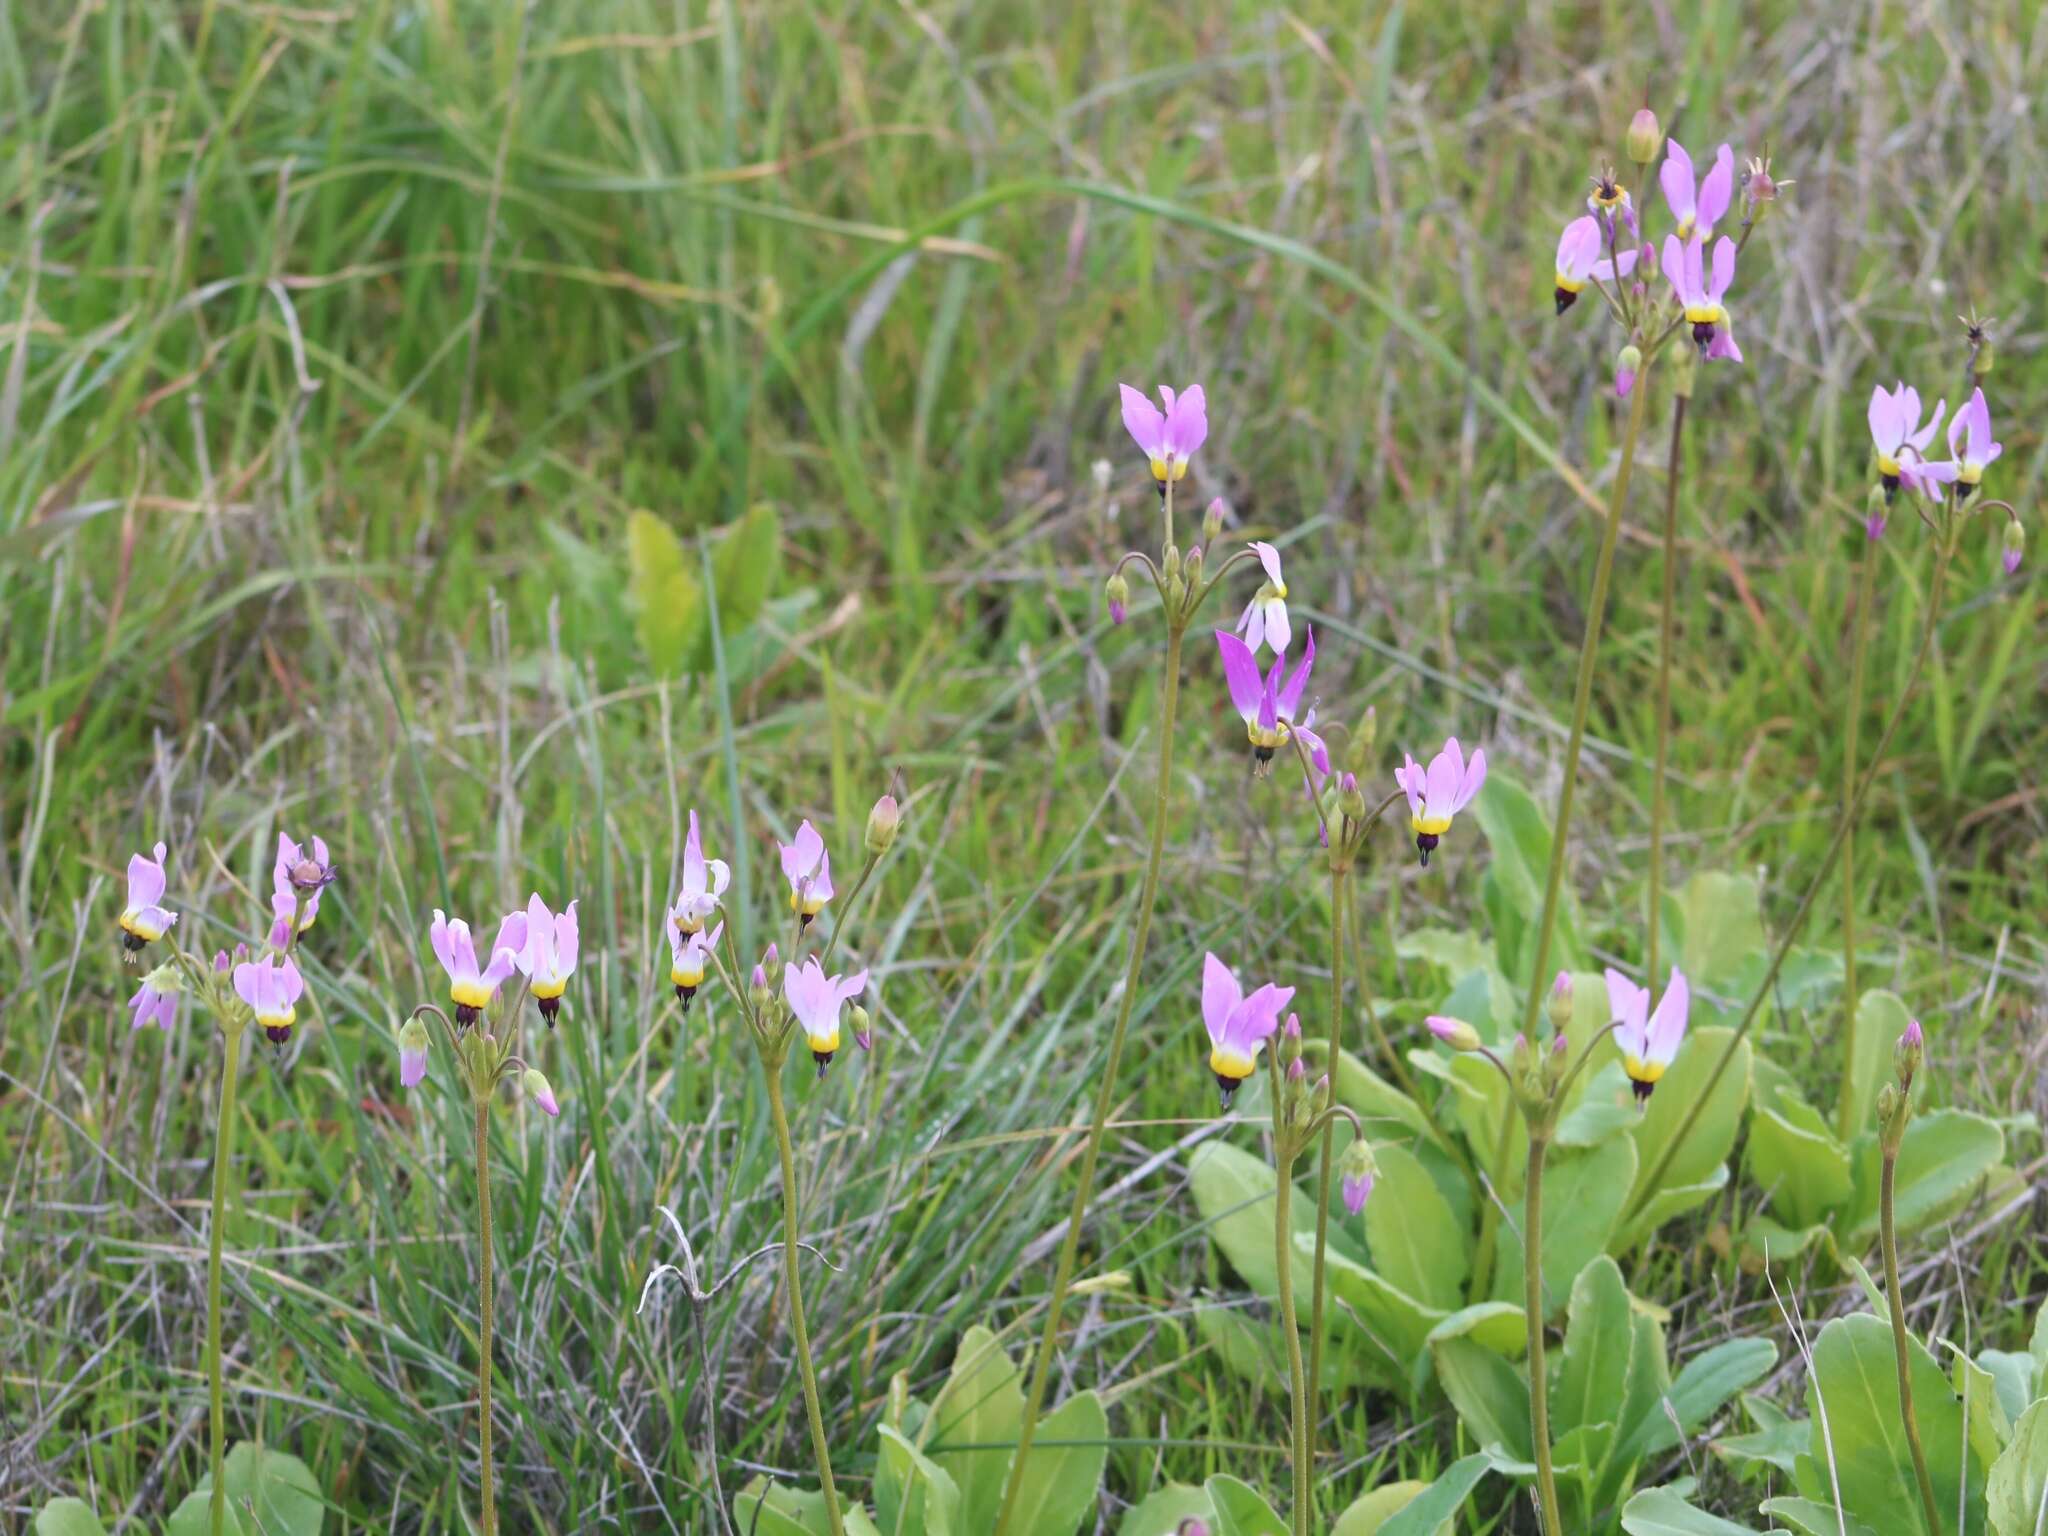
[1542,1029,1569,1089]
[1278,1012,1303,1071]
[214,949,231,973]
[398,1017,430,1088]
[1973,339,1997,377]
[1341,1139,1378,1215]
[865,794,900,856]
[1627,106,1662,167]
[1183,544,1204,591]
[1202,497,1227,545]
[1104,571,1129,625]
[1425,1015,1481,1053]
[1894,1017,1924,1087]
[850,1004,874,1052]
[1614,343,1641,400]
[1875,1081,1897,1125]
[1162,544,1181,582]
[1865,485,1889,542]
[1546,971,1574,1034]
[1313,1073,1331,1114]
[2003,518,2024,576]
[522,1066,560,1117]
[1338,775,1368,822]
[1177,1522,1212,1536]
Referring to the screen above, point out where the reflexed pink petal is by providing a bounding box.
[1708,237,1736,303]
[400,1045,427,1088]
[1646,968,1690,1063]
[1274,628,1315,720]
[1214,631,1266,724]
[1165,383,1208,459]
[1455,747,1488,811]
[1659,139,1696,226]
[1201,953,1242,1046]
[1395,755,1426,819]
[1119,383,1166,458]
[1697,144,1735,231]
[1424,740,1462,813]
[1251,540,1284,588]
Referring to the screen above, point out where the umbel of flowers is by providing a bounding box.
[397,892,573,1536]
[120,831,334,1536]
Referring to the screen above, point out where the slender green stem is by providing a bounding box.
[1274,1141,1310,1536]
[205,1026,243,1536]
[766,1061,846,1536]
[1473,362,1653,1303]
[992,619,1186,1536]
[1881,1139,1943,1535]
[1304,862,1348,1459]
[1525,1129,1565,1536]
[818,851,879,970]
[1837,544,1877,1141]
[1515,363,1651,1039]
[1626,530,1956,1219]
[1646,393,1687,985]
[473,1095,497,1536]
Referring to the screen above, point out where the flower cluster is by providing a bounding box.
[1863,377,2020,569]
[1550,107,1786,393]
[402,892,576,1114]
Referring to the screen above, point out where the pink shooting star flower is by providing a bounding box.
[1394,737,1488,866]
[234,954,306,1045]
[1215,627,1316,772]
[1200,953,1295,1109]
[1945,387,2003,499]
[1235,541,1292,657]
[1659,139,1735,241]
[669,919,723,1012]
[1607,966,1691,1103]
[778,819,835,928]
[1867,383,1950,506]
[783,957,868,1076]
[272,833,336,932]
[670,810,731,936]
[118,841,178,955]
[1553,215,1638,314]
[515,894,579,1025]
[1119,383,1209,489]
[1586,169,1633,231]
[128,964,181,1032]
[1662,234,1743,362]
[268,891,296,951]
[430,908,526,1027]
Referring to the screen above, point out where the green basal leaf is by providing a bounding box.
[625,508,703,676]
[1118,1484,1214,1536]
[1621,1486,1772,1534]
[926,1325,1024,1530]
[165,1444,324,1536]
[1203,1473,1290,1536]
[1362,1142,1468,1310]
[32,1501,109,1536]
[1748,1092,1853,1229]
[1432,1336,1533,1464]
[1842,1108,2006,1246]
[1988,1400,2048,1536]
[1371,1454,1491,1536]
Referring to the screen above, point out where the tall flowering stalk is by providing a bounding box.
[685,797,894,1535]
[121,833,332,1536]
[1875,1016,1942,1536]
[401,897,571,1536]
[1633,377,2024,1213]
[996,383,1288,1536]
[1431,966,1689,1536]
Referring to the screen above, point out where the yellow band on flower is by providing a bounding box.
[119,913,167,941]
[1411,813,1453,836]
[531,978,567,1000]
[1624,1054,1665,1085]
[1555,272,1586,294]
[1210,1046,1257,1080]
[809,1025,841,1054]
[450,980,492,1009]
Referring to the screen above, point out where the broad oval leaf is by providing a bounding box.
[1988,1400,2048,1536]
[32,1501,109,1536]
[1620,1486,1770,1534]
[1203,1473,1290,1536]
[1747,1093,1853,1229]
[165,1444,323,1536]
[926,1325,1024,1531]
[1362,1142,1468,1310]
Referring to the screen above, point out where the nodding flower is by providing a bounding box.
[129,964,181,1032]
[1658,139,1734,241]
[778,820,835,927]
[272,833,336,931]
[1200,953,1294,1109]
[1215,627,1315,772]
[1662,234,1742,362]
[522,1067,560,1117]
[1394,737,1487,866]
[669,919,722,1011]
[671,810,731,936]
[1235,541,1292,657]
[397,1017,429,1088]
[1867,383,1949,505]
[430,909,525,1027]
[1340,1139,1378,1215]
[234,954,306,1045]
[515,894,579,1025]
[1607,966,1690,1103]
[1553,215,1637,314]
[782,957,868,1076]
[1945,387,2003,498]
[119,842,177,954]
[1118,382,1208,489]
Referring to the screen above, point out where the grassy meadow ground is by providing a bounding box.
[3,0,2045,1530]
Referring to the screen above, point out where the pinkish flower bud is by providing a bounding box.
[398,1018,430,1088]
[1614,343,1641,399]
[2003,519,2024,574]
[1547,970,1574,1033]
[522,1066,560,1117]
[1425,1015,1481,1052]
[1626,107,1662,166]
[1895,1017,1924,1086]
[1865,486,1888,542]
[1105,571,1129,625]
[1341,1139,1378,1214]
[865,793,900,856]
[850,1004,873,1052]
[214,950,231,973]
[1176,1522,1212,1536]
[1202,497,1227,545]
